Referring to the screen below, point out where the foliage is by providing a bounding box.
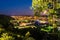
[32,1,59,40]
[32,0,60,16]
[0,33,14,40]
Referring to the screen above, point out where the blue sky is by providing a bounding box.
[0,0,32,16]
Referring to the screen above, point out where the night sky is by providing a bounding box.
[0,0,32,16]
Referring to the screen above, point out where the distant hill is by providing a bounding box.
[0,14,14,28]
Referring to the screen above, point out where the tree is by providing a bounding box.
[32,0,60,32]
[32,0,60,16]
[32,0,60,40]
